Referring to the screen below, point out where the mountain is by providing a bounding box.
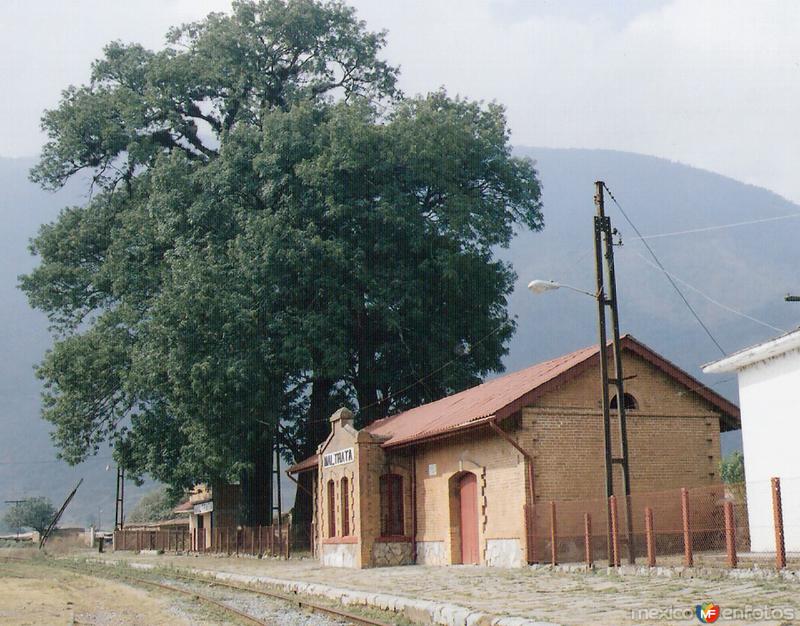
[501,147,799,456]
[0,157,151,529]
[3,148,796,526]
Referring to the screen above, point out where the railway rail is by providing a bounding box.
[0,555,393,626]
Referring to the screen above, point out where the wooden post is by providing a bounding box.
[258,525,263,557]
[584,513,593,567]
[644,507,656,568]
[724,501,737,568]
[681,487,693,567]
[549,500,557,566]
[235,529,239,556]
[269,524,274,556]
[226,528,230,555]
[772,477,786,570]
[609,495,620,567]
[286,522,291,559]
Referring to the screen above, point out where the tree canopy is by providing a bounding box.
[21,0,543,527]
[126,487,182,524]
[2,497,57,535]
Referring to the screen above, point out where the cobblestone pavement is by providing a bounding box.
[105,552,800,625]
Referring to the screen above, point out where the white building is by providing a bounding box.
[703,329,800,552]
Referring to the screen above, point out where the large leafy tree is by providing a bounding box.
[126,487,181,524]
[21,0,543,533]
[3,497,57,535]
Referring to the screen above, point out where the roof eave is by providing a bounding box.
[703,330,800,374]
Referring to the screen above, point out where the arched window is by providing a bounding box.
[379,473,404,536]
[610,393,638,410]
[340,477,350,536]
[327,479,336,537]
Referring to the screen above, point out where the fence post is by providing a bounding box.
[584,513,593,567]
[681,487,693,567]
[723,500,737,568]
[286,523,291,559]
[269,524,274,557]
[644,507,656,568]
[258,525,263,557]
[609,495,620,567]
[549,500,557,566]
[772,477,786,570]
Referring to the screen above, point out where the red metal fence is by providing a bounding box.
[527,476,800,570]
[114,524,291,558]
[113,528,191,552]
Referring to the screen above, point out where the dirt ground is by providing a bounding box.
[0,555,222,625]
[101,550,800,626]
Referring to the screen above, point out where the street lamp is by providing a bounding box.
[526,181,635,566]
[527,280,596,298]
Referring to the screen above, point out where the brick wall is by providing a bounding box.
[310,349,726,568]
[412,426,526,566]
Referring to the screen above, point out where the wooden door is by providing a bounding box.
[459,473,479,564]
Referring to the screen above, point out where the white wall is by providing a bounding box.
[738,351,800,552]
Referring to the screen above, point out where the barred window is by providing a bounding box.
[379,473,404,536]
[610,392,638,410]
[340,476,350,536]
[327,479,336,537]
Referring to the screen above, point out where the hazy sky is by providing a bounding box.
[4,1,800,202]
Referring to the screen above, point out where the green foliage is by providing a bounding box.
[126,487,181,524]
[720,451,745,484]
[21,0,543,522]
[2,497,57,534]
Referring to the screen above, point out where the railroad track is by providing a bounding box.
[0,555,393,626]
[168,572,391,626]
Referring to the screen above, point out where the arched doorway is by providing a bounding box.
[458,473,479,564]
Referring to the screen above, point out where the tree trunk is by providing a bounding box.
[239,428,273,527]
[291,377,333,549]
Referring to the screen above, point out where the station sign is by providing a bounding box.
[193,501,214,515]
[322,447,354,468]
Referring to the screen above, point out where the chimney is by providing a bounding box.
[329,407,355,429]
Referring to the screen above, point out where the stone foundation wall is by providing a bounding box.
[415,540,447,565]
[321,542,359,568]
[486,538,523,568]
[371,541,413,567]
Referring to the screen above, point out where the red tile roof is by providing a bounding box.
[366,334,740,447]
[364,344,598,447]
[287,335,740,470]
[173,500,193,513]
[287,453,319,475]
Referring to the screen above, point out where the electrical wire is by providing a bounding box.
[0,456,113,466]
[624,248,785,334]
[630,212,800,241]
[602,183,727,356]
[356,322,507,415]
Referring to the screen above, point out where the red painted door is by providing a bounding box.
[459,473,479,564]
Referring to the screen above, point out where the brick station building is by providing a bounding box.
[288,335,739,568]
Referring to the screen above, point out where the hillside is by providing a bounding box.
[3,148,797,525]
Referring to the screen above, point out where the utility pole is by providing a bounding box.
[594,181,635,565]
[4,500,29,539]
[273,425,283,550]
[114,465,125,530]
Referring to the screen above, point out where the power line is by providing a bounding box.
[631,212,800,241]
[602,183,727,356]
[0,456,113,466]
[624,248,785,334]
[356,322,507,416]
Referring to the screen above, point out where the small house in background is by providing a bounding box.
[703,328,800,552]
[290,335,740,568]
[187,483,240,550]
